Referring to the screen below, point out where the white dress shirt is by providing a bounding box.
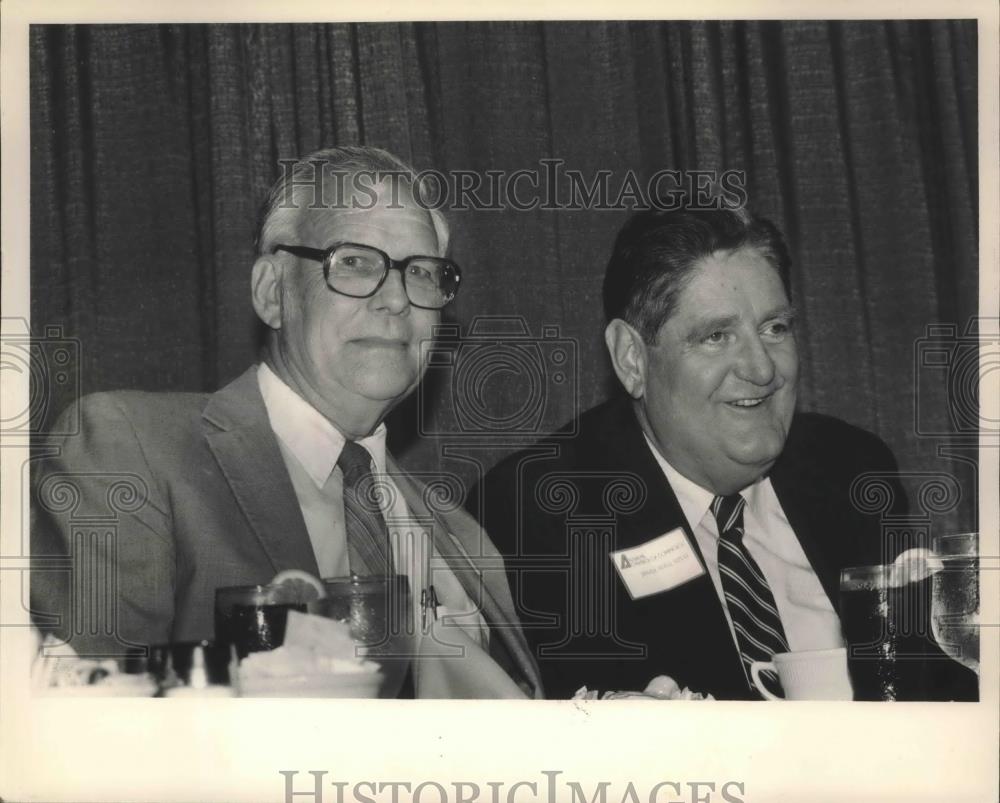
[644,435,845,654]
[257,363,487,648]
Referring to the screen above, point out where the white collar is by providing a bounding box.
[257,362,388,489]
[642,433,766,537]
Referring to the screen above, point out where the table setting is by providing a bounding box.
[31,532,983,700]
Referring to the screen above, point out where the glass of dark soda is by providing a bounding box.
[840,562,938,701]
[214,584,307,658]
[840,564,906,701]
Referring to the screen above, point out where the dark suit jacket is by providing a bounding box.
[470,396,975,700]
[31,367,541,697]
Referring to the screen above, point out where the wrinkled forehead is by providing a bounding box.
[293,179,439,257]
[672,247,790,313]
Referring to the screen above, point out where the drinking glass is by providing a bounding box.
[214,584,307,658]
[840,564,902,700]
[931,533,979,674]
[307,575,415,698]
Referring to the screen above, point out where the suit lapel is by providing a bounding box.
[594,398,751,696]
[387,457,542,696]
[202,367,319,576]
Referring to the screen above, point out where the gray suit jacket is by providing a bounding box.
[31,367,541,696]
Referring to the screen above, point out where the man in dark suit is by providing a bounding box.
[473,206,974,701]
[31,146,540,698]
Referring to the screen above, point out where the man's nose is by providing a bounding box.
[735,334,777,386]
[373,266,411,313]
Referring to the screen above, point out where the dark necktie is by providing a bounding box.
[338,441,394,577]
[711,493,789,697]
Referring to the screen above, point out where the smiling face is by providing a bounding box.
[254,183,441,437]
[631,247,799,494]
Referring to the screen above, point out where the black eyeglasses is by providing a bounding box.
[273,242,461,310]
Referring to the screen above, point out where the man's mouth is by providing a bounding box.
[352,337,408,347]
[728,396,769,409]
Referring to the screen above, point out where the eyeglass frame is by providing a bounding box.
[273,241,462,310]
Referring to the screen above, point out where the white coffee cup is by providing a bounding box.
[749,647,853,700]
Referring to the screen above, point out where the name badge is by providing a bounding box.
[610,528,706,599]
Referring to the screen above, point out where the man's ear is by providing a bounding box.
[251,256,283,329]
[604,318,647,399]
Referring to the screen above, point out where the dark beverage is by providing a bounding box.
[840,574,901,701]
[841,564,938,701]
[214,583,311,658]
[214,601,306,658]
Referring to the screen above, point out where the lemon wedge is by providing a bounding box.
[891,548,945,586]
[270,569,327,604]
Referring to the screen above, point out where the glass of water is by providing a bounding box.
[931,533,979,674]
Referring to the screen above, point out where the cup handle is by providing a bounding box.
[749,660,783,700]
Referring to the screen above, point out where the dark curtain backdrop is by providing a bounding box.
[29,21,979,530]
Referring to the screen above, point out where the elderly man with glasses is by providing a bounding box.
[31,146,541,699]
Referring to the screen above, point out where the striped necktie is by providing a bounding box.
[338,441,394,577]
[711,493,789,697]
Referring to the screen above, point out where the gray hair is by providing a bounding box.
[254,145,450,257]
